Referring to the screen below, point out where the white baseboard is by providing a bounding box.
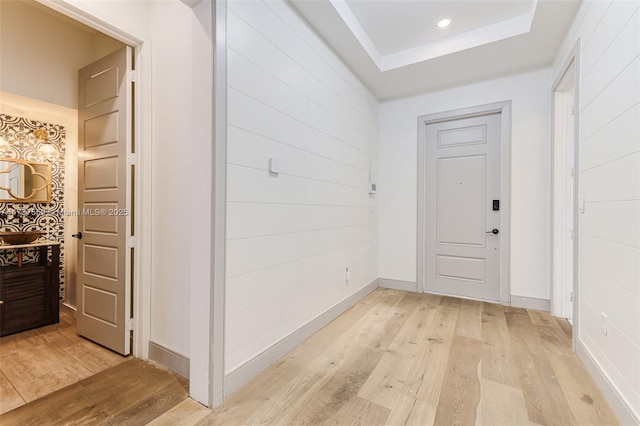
[510,295,550,312]
[60,302,77,316]
[148,340,190,379]
[223,279,378,397]
[378,278,418,292]
[577,338,639,426]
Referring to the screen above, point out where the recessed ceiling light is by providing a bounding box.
[436,18,453,29]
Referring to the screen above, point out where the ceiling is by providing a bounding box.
[28,0,100,34]
[290,0,581,100]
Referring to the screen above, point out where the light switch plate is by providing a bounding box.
[268,156,281,174]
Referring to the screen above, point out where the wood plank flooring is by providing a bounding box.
[194,288,618,426]
[0,358,190,425]
[0,310,129,414]
[0,289,619,425]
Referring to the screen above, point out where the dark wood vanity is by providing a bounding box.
[0,242,60,336]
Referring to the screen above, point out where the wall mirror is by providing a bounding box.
[0,158,51,203]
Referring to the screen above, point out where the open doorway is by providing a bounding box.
[2,0,220,408]
[0,1,136,412]
[551,42,580,336]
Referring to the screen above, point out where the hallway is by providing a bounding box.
[1,289,618,425]
[198,288,617,425]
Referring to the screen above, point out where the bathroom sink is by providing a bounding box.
[0,231,44,245]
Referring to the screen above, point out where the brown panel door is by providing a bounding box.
[77,47,132,355]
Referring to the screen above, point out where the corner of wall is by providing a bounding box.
[148,340,190,380]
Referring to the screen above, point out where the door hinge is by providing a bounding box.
[127,236,135,248]
[569,167,574,177]
[127,70,137,83]
[127,153,137,166]
[569,291,574,302]
[571,105,575,116]
[126,318,135,331]
[569,229,574,240]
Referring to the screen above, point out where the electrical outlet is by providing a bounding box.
[601,312,608,336]
[345,267,350,284]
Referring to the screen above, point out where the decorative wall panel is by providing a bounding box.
[0,114,66,299]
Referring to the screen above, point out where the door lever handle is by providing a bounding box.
[486,228,499,235]
[72,232,83,239]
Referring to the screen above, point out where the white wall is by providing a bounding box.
[148,0,195,361]
[0,1,123,109]
[225,0,379,374]
[553,1,640,422]
[147,2,215,405]
[378,69,552,301]
[147,2,215,404]
[187,0,215,404]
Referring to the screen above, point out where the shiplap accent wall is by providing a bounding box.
[225,0,379,374]
[553,0,639,421]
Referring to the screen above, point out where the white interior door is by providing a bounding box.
[563,101,575,323]
[425,113,501,301]
[552,89,576,322]
[76,47,133,355]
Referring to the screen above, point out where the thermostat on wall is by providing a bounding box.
[368,181,377,194]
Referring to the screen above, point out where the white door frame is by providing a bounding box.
[417,101,512,305]
[210,0,227,407]
[551,39,580,351]
[31,0,226,406]
[36,0,152,360]
[35,0,226,407]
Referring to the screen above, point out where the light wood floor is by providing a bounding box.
[0,288,619,425]
[195,288,618,426]
[0,310,129,414]
[0,358,192,425]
